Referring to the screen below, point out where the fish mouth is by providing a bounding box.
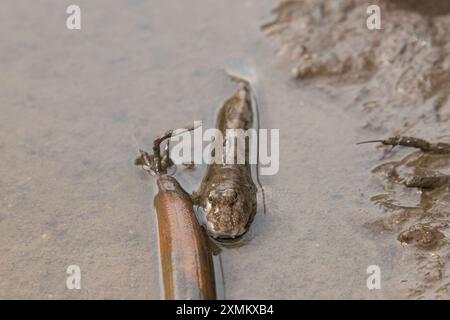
[210,231,247,244]
[205,219,249,242]
[213,234,246,246]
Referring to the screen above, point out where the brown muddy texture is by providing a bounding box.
[369,150,450,299]
[263,0,450,133]
[264,0,450,299]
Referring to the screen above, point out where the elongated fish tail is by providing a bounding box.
[224,63,258,88]
[227,72,251,87]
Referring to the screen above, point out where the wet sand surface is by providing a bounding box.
[0,0,443,299]
[264,0,450,299]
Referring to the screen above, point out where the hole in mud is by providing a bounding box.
[386,0,450,17]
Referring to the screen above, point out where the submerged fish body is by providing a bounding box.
[199,78,258,240]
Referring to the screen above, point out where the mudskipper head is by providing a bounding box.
[203,181,256,241]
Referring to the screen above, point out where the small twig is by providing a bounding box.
[356,140,385,145]
[357,136,450,154]
[136,122,201,175]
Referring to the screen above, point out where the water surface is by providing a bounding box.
[0,0,410,299]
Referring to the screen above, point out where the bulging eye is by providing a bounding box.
[229,190,239,203]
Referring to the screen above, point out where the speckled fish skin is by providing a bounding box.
[154,175,216,300]
[199,80,258,240]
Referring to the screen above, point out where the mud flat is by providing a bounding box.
[2,0,449,300]
[263,0,450,132]
[264,0,450,299]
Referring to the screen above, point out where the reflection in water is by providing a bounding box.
[368,149,450,299]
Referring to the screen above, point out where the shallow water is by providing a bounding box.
[263,0,450,299]
[0,0,422,299]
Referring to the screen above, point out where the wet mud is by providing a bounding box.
[368,147,450,299]
[264,0,450,299]
[263,0,450,132]
[1,0,449,300]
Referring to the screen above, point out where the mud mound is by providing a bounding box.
[388,0,450,17]
[368,149,450,299]
[262,0,450,132]
[263,0,450,299]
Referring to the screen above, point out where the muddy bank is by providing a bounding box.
[263,0,450,299]
[263,0,450,133]
[368,144,450,299]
